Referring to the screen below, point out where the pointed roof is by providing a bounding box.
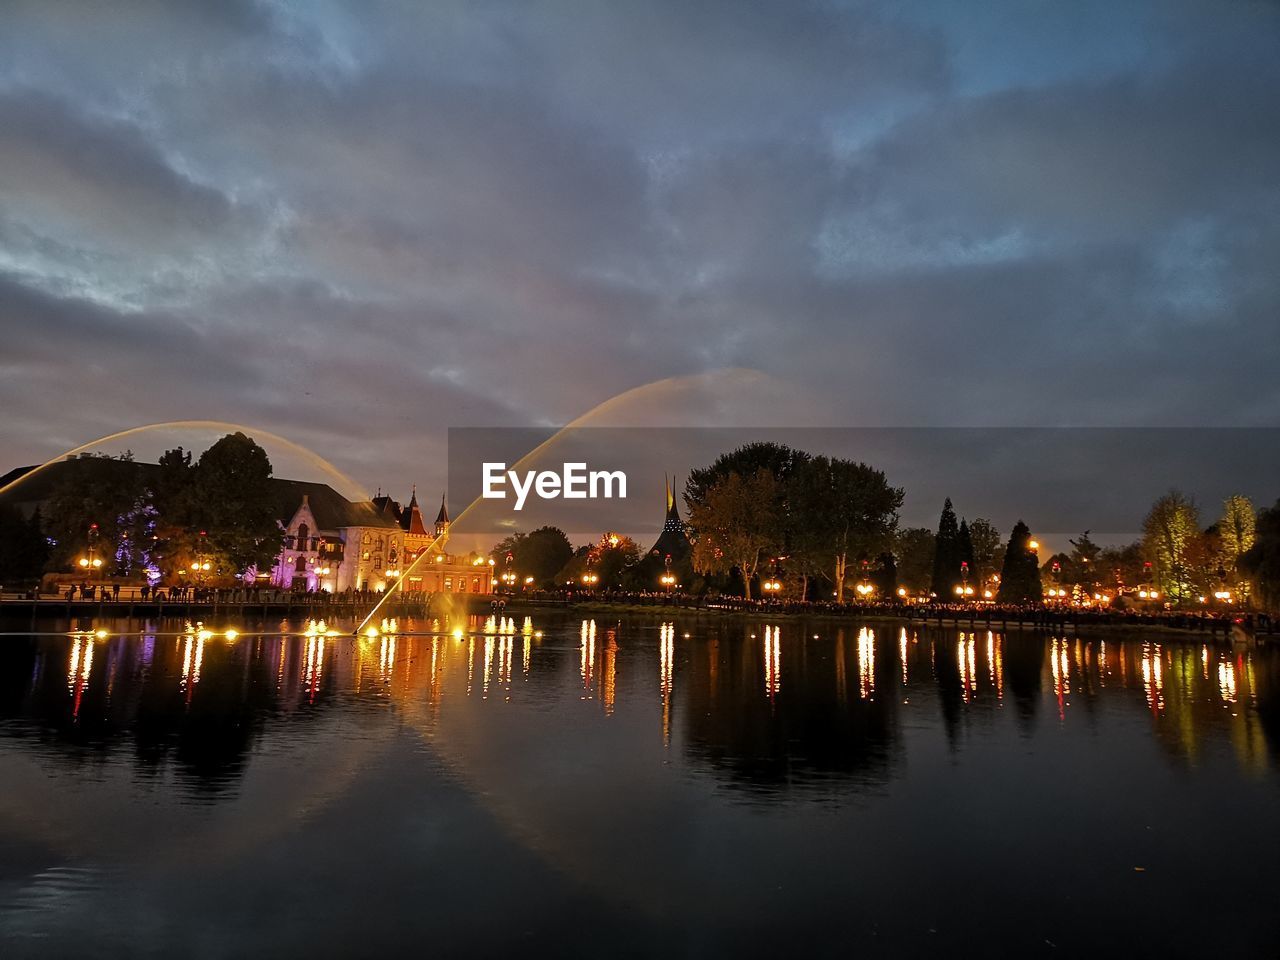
[651,473,689,559]
[402,485,430,536]
[435,493,449,526]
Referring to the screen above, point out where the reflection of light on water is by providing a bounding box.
[1141,643,1164,712]
[1218,660,1237,704]
[379,636,396,683]
[303,635,325,703]
[1051,637,1069,718]
[67,636,94,718]
[899,628,909,685]
[181,633,204,699]
[764,625,782,699]
[67,637,84,692]
[988,631,1003,699]
[483,635,494,697]
[958,632,975,703]
[580,620,597,694]
[856,626,874,700]
[603,632,617,716]
[1202,645,1211,680]
[660,622,675,746]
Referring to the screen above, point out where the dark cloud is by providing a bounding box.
[0,0,1277,501]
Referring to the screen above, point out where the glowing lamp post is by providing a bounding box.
[660,554,676,593]
[77,523,104,577]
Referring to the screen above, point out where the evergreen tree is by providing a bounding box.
[930,498,961,597]
[958,519,974,568]
[997,521,1042,604]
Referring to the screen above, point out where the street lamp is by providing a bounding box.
[659,554,676,593]
[77,522,104,576]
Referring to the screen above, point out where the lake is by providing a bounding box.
[1,611,1278,957]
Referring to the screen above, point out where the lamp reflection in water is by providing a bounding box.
[1141,643,1164,712]
[856,626,874,700]
[303,634,324,704]
[379,635,396,684]
[603,631,618,716]
[659,622,675,746]
[958,632,976,703]
[1051,637,1069,719]
[1219,660,1238,705]
[67,635,94,719]
[899,627,909,686]
[580,620,597,695]
[764,625,782,699]
[988,631,1003,700]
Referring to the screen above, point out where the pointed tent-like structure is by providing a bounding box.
[402,485,430,537]
[434,493,450,539]
[649,473,690,560]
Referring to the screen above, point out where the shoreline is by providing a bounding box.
[0,594,1267,645]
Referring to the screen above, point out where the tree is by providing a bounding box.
[930,498,962,598]
[1099,540,1145,589]
[997,521,1041,604]
[894,527,935,596]
[1240,500,1280,610]
[1142,490,1201,604]
[43,452,149,573]
[789,455,902,602]
[958,519,974,577]
[685,442,805,563]
[968,518,1002,584]
[0,504,49,582]
[187,433,283,577]
[1219,495,1256,574]
[593,532,640,588]
[689,468,781,600]
[491,526,573,587]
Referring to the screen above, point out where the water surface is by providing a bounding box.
[1,613,1277,957]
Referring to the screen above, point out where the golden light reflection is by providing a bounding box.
[660,622,675,747]
[379,636,396,684]
[67,635,94,718]
[580,619,597,695]
[899,627,909,686]
[1141,643,1164,713]
[857,626,874,700]
[1050,636,1069,719]
[989,631,1003,699]
[303,635,324,703]
[1218,660,1238,705]
[958,632,977,703]
[603,632,618,716]
[483,635,494,697]
[764,625,782,699]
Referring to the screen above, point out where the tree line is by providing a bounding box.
[0,432,282,585]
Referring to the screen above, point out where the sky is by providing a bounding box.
[2,0,1279,530]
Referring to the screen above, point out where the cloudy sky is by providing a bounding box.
[2,0,1278,508]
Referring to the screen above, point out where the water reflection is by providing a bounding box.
[5,618,1280,801]
[4,614,1280,956]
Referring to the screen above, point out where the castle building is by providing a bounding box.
[270,487,493,594]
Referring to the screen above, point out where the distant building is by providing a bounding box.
[271,486,493,594]
[648,474,691,562]
[1,457,493,594]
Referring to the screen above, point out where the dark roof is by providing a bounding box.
[0,457,400,531]
[435,494,449,525]
[649,474,690,559]
[403,488,430,535]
